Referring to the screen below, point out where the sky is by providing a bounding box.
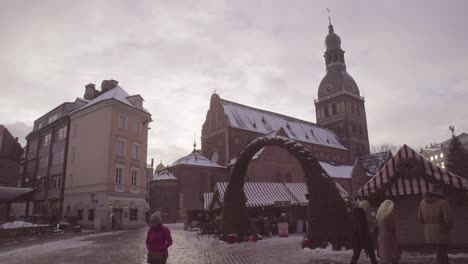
[1,0,467,165]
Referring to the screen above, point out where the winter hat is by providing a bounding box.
[150,211,162,225]
[429,183,443,195]
[358,200,370,212]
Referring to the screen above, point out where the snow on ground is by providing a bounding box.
[0,221,49,229]
[0,230,127,258]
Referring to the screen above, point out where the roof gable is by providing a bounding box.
[358,144,468,197]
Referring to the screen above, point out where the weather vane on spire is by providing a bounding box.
[326,8,332,25]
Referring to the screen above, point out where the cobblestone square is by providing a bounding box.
[1,224,468,264]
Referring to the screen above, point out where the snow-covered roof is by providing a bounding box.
[360,151,392,175]
[71,86,149,115]
[0,186,33,202]
[152,169,177,181]
[172,150,225,168]
[220,99,347,150]
[319,161,354,179]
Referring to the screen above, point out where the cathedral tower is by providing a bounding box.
[314,21,370,161]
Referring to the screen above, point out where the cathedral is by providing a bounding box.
[150,22,391,223]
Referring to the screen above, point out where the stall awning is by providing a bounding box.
[358,144,468,198]
[202,192,213,210]
[0,186,33,203]
[212,181,348,209]
[214,182,298,208]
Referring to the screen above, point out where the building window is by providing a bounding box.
[430,156,434,161]
[52,150,65,165]
[43,133,52,147]
[234,136,240,145]
[440,153,444,158]
[115,167,123,185]
[77,209,83,221]
[332,104,337,115]
[134,121,141,134]
[88,209,95,221]
[131,169,138,186]
[435,154,438,160]
[56,127,67,142]
[132,143,140,160]
[48,113,59,124]
[118,115,127,129]
[129,208,138,221]
[49,174,62,189]
[37,179,46,191]
[117,140,125,156]
[33,201,42,215]
[39,156,49,169]
[441,162,445,168]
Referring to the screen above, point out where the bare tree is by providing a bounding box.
[371,143,400,154]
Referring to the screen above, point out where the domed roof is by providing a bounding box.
[318,70,360,99]
[153,169,177,181]
[325,25,341,51]
[171,150,224,168]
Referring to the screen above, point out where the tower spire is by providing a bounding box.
[326,8,334,33]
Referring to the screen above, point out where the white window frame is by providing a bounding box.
[134,121,141,134]
[132,143,140,160]
[116,139,126,157]
[115,166,124,185]
[56,127,67,141]
[43,133,51,147]
[131,168,138,186]
[118,115,127,129]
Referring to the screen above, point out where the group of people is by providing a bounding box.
[144,183,454,264]
[350,183,453,264]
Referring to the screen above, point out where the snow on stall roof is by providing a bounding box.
[71,86,149,114]
[152,169,177,181]
[319,161,354,179]
[220,99,346,150]
[172,150,225,168]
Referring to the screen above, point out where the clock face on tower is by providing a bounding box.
[325,83,334,94]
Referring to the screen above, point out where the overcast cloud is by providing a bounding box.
[1,0,467,165]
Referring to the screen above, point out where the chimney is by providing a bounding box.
[151,158,154,167]
[101,79,119,93]
[84,83,97,100]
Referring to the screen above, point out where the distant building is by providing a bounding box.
[23,80,152,229]
[419,132,468,169]
[150,22,391,223]
[0,125,23,187]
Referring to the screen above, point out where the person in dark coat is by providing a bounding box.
[350,200,378,264]
[418,183,453,264]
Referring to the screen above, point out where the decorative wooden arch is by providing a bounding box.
[221,136,350,247]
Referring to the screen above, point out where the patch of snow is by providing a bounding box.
[0,221,49,229]
[0,230,127,258]
[319,161,354,179]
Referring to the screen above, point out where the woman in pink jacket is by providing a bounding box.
[146,212,173,264]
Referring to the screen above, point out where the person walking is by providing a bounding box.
[376,199,400,264]
[146,211,173,264]
[350,200,379,264]
[418,183,453,264]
